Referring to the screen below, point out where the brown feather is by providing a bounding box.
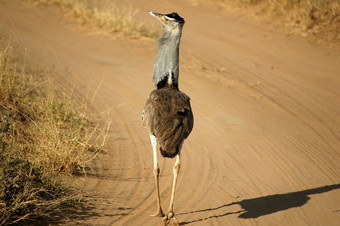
[143,84,193,158]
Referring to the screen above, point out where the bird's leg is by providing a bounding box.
[150,135,165,217]
[163,146,182,226]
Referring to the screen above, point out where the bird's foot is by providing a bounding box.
[162,211,179,226]
[150,209,165,217]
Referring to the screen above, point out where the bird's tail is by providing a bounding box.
[159,147,178,158]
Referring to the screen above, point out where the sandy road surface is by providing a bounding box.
[1,0,340,225]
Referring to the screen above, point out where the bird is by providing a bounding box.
[142,11,194,226]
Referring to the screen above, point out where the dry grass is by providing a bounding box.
[0,41,108,224]
[203,0,340,42]
[29,0,158,39]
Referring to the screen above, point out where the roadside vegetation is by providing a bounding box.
[0,41,107,224]
[29,0,158,39]
[26,0,339,42]
[204,0,340,42]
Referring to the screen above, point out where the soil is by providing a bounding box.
[0,0,339,225]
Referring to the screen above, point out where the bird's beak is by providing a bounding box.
[148,11,163,18]
[148,11,170,25]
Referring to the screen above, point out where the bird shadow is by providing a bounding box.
[179,183,340,225]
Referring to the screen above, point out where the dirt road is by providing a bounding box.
[1,0,340,225]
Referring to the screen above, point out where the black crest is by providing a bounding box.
[166,12,185,24]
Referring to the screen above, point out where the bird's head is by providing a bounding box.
[148,11,185,32]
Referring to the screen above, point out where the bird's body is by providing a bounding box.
[142,11,193,225]
[143,83,193,158]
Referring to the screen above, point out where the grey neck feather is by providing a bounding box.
[152,28,182,88]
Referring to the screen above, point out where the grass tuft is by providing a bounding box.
[0,41,107,224]
[203,0,340,42]
[29,0,158,39]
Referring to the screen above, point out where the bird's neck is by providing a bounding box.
[153,30,182,89]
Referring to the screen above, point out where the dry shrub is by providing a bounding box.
[29,0,157,39]
[207,0,340,42]
[0,149,75,224]
[0,41,106,224]
[254,0,339,39]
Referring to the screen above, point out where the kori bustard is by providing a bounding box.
[142,12,194,225]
